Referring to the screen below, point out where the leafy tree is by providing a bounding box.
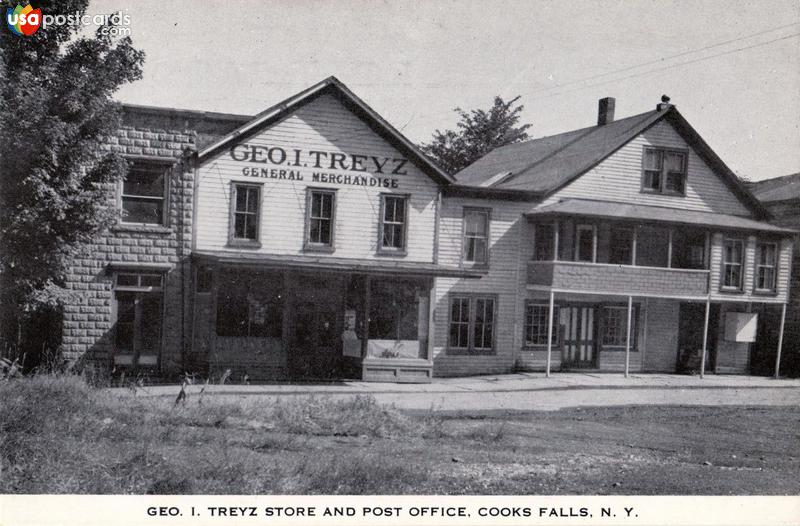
[420,96,532,175]
[0,0,145,359]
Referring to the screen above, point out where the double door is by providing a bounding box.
[561,305,598,369]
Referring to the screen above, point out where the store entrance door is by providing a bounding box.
[289,274,344,380]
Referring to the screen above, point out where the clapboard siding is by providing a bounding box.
[708,233,792,303]
[543,120,752,216]
[195,94,439,262]
[433,198,530,376]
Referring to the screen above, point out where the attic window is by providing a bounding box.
[642,147,687,196]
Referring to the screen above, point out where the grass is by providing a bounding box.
[1,375,799,494]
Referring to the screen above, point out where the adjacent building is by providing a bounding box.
[60,77,795,382]
[750,173,800,376]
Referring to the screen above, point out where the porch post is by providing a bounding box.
[553,221,560,261]
[362,275,371,360]
[774,302,787,379]
[625,295,632,378]
[546,290,555,378]
[700,297,711,379]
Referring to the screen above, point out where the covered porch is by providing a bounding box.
[523,287,789,379]
[190,251,481,382]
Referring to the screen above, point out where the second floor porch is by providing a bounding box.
[524,199,795,300]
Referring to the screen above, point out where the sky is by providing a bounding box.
[89,0,800,181]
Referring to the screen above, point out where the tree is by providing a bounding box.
[0,0,145,361]
[419,96,532,175]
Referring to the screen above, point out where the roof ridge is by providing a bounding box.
[497,109,664,190]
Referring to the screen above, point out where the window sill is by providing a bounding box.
[600,347,640,352]
[639,189,686,197]
[446,348,496,356]
[521,344,560,350]
[226,240,262,249]
[303,244,335,254]
[752,289,778,297]
[112,223,171,234]
[462,261,490,270]
[375,248,408,258]
[719,286,744,294]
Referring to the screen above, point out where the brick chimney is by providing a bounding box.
[597,97,615,126]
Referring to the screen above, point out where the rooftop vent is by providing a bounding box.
[657,94,672,111]
[597,97,615,126]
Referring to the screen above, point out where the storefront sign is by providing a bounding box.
[231,144,407,188]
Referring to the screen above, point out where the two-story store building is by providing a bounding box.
[60,77,795,382]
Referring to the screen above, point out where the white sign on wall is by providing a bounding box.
[724,312,758,342]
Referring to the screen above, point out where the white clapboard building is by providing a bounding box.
[60,78,794,381]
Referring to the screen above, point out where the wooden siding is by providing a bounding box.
[433,198,531,376]
[543,120,753,216]
[708,233,792,303]
[195,94,439,262]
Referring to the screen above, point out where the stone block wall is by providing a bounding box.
[60,112,197,374]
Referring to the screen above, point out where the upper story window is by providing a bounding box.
[722,238,744,290]
[305,189,336,250]
[463,208,490,265]
[121,160,170,225]
[642,147,687,195]
[755,241,777,292]
[229,183,261,245]
[609,225,634,265]
[574,224,596,262]
[379,194,408,253]
[671,229,707,269]
[534,223,555,261]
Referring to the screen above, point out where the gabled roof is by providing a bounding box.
[455,105,769,218]
[526,198,795,234]
[197,76,454,185]
[749,172,800,203]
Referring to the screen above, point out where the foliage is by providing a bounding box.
[0,0,144,353]
[419,96,531,175]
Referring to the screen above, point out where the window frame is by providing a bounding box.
[447,293,498,355]
[228,182,263,247]
[195,265,214,294]
[377,193,410,256]
[462,207,491,267]
[304,187,337,252]
[523,301,560,348]
[754,241,778,294]
[599,304,639,351]
[533,222,556,261]
[720,237,745,292]
[574,223,597,263]
[119,158,172,227]
[608,224,635,265]
[640,146,688,197]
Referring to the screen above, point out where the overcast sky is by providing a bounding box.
[89,0,800,181]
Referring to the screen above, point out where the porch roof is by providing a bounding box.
[192,250,485,278]
[525,198,797,234]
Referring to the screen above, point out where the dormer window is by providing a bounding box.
[642,147,687,195]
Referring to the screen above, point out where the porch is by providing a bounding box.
[520,289,789,379]
[190,251,481,383]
